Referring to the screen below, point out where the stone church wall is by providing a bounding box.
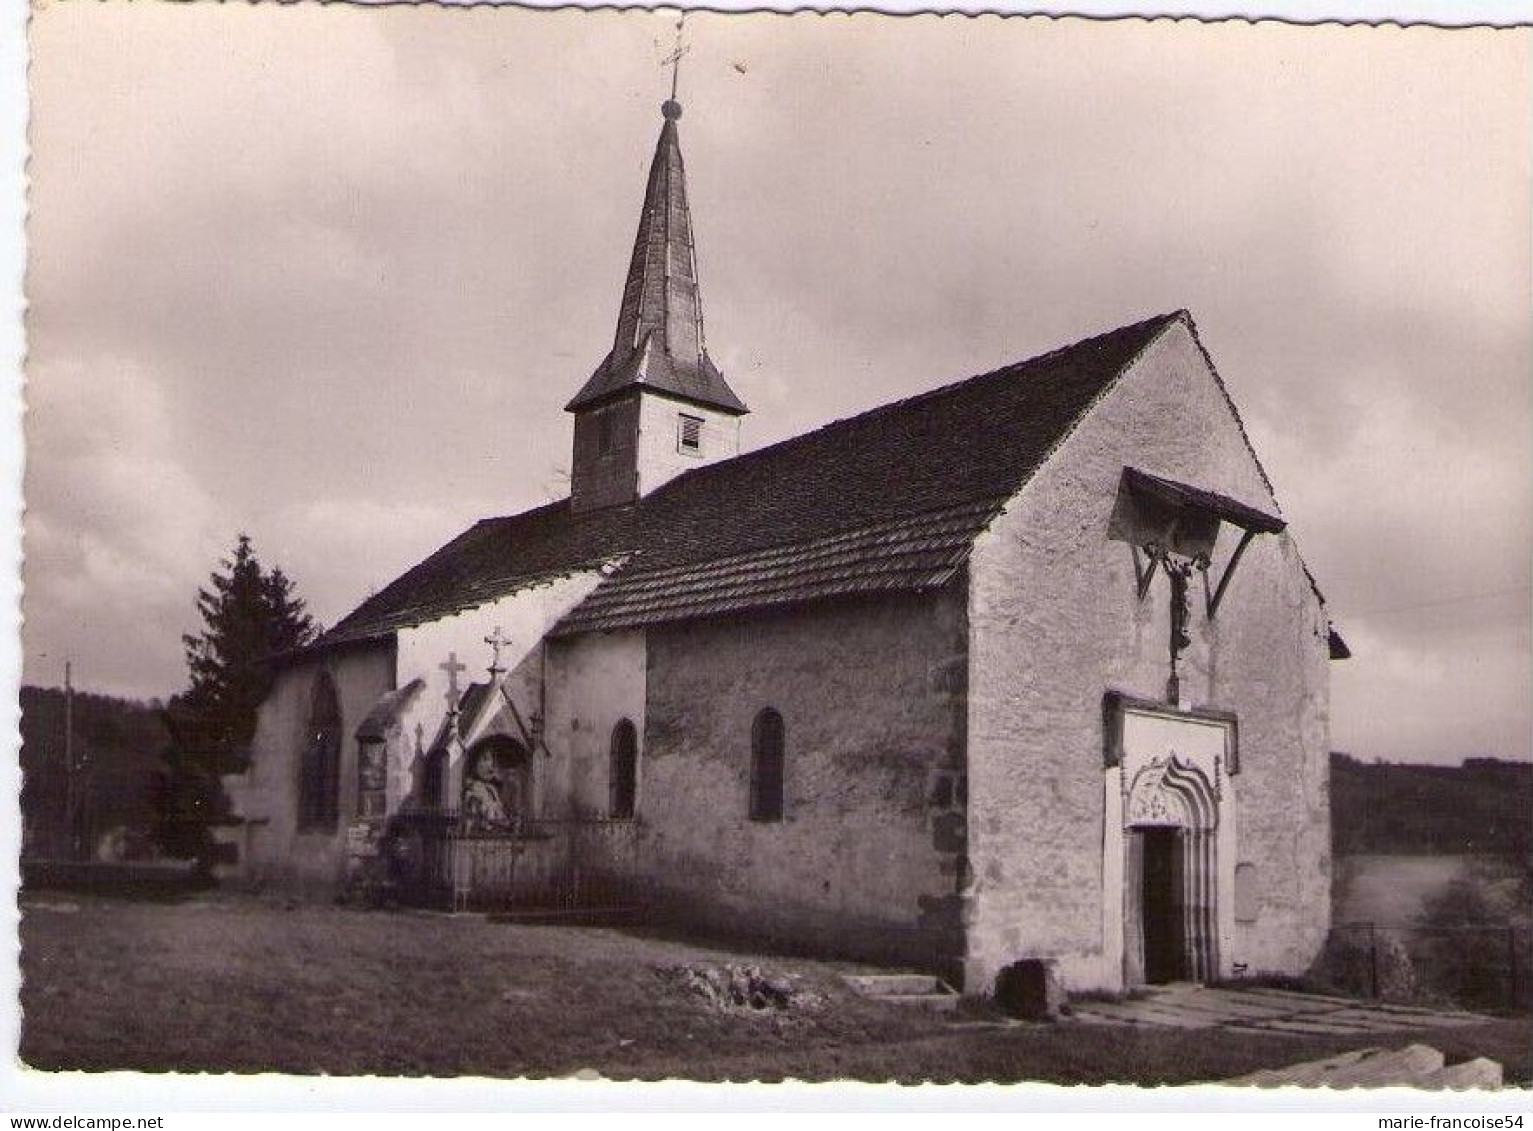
[220,641,396,892]
[635,589,971,976]
[963,319,1332,994]
[570,395,642,512]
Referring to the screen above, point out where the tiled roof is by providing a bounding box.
[565,106,747,417]
[321,311,1182,647]
[555,499,999,635]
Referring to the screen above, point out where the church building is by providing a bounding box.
[221,91,1346,996]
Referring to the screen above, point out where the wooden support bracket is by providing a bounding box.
[1131,543,1159,601]
[1203,528,1259,619]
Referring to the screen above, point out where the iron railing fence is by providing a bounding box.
[385,808,645,913]
[1325,920,1530,1013]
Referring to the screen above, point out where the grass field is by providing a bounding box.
[18,893,1532,1085]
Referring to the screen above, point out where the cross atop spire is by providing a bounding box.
[662,12,688,107]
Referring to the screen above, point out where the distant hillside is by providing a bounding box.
[20,684,168,858]
[1331,752,1532,856]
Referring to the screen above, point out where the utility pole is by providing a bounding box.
[62,660,76,859]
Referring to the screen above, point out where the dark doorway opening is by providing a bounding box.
[1141,827,1186,984]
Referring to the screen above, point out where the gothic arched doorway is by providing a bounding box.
[1124,756,1219,984]
[461,735,532,833]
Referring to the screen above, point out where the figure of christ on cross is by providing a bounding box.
[484,626,511,676]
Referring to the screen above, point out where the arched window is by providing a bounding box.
[299,673,342,832]
[749,708,785,822]
[609,719,638,819]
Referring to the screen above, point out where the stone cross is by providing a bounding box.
[439,652,467,709]
[484,626,511,675]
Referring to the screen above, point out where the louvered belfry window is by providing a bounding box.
[749,708,785,822]
[677,413,703,454]
[609,718,638,819]
[299,673,342,832]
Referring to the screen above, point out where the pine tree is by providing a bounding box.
[155,534,318,862]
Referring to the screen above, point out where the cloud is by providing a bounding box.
[21,353,224,693]
[20,7,1530,762]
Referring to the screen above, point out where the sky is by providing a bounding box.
[19,5,1530,765]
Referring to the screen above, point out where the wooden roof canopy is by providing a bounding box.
[1120,467,1286,539]
[1113,465,1287,622]
[1112,469,1348,659]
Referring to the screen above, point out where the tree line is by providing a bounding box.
[1330,752,1532,857]
[22,534,317,866]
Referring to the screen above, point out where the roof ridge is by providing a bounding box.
[815,310,1185,430]
[484,310,1184,528]
[988,310,1185,520]
[1178,310,1280,508]
[468,496,571,530]
[640,310,1184,501]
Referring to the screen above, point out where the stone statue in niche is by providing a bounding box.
[462,750,511,832]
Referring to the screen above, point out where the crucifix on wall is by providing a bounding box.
[1109,466,1287,706]
[1137,545,1205,704]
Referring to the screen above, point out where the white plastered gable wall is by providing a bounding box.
[390,570,609,814]
[962,315,1333,994]
[634,391,742,499]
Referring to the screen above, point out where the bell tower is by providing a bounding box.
[566,93,748,513]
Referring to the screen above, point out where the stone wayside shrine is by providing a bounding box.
[220,84,1348,996]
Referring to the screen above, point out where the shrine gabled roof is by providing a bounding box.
[318,310,1183,648]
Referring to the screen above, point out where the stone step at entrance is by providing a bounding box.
[843,973,961,1011]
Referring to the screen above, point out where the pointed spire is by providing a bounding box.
[566,100,748,417]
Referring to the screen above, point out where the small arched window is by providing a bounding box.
[299,673,342,832]
[609,719,638,819]
[749,708,785,822]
